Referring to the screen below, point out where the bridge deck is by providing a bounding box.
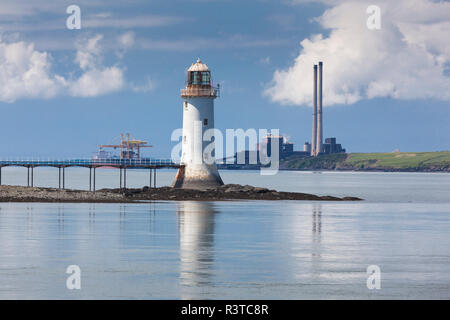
[0,159,180,168]
[0,159,180,190]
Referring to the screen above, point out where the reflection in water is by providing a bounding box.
[311,203,322,261]
[26,205,33,235]
[177,201,217,297]
[57,205,64,235]
[0,199,450,299]
[312,203,322,237]
[88,204,95,234]
[119,204,126,231]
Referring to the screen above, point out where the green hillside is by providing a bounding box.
[281,151,450,171]
[282,153,347,170]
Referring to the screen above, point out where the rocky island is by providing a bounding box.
[0,184,361,203]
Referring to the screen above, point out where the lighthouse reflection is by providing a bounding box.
[312,203,322,236]
[177,201,217,295]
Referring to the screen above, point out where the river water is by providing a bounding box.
[0,169,449,299]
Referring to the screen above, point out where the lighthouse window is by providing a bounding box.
[193,72,201,84]
[203,118,208,126]
[201,72,210,84]
[184,101,188,110]
[183,136,187,143]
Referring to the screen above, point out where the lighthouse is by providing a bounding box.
[172,58,224,190]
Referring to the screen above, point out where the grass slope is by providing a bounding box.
[346,152,450,169]
[282,153,347,170]
[281,151,450,171]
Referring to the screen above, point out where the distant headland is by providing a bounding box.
[281,151,450,172]
[220,151,450,172]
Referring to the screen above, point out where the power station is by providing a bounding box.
[308,61,345,157]
[172,59,224,190]
[224,61,345,168]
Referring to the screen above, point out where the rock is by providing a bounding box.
[253,187,269,193]
[0,185,363,202]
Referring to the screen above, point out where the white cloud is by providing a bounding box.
[265,0,450,107]
[139,35,290,51]
[75,34,104,70]
[116,31,135,58]
[0,0,134,17]
[0,34,127,102]
[131,77,155,93]
[259,56,271,65]
[70,67,124,97]
[118,31,135,49]
[83,15,186,29]
[70,34,126,97]
[0,40,65,102]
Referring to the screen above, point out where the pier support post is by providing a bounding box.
[89,167,92,191]
[154,168,156,188]
[27,167,30,187]
[63,167,65,189]
[120,167,122,190]
[58,167,61,189]
[0,166,2,185]
[149,168,152,188]
[124,167,127,190]
[31,166,34,187]
[93,167,96,192]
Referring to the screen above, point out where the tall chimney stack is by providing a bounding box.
[312,64,318,156]
[317,61,323,155]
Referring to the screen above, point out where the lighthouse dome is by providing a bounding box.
[182,58,219,98]
[187,58,210,72]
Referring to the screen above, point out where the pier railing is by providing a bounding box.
[0,158,180,191]
[0,158,179,168]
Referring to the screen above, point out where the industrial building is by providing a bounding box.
[304,137,345,155]
[303,142,312,153]
[225,134,307,166]
[257,134,294,158]
[323,137,345,154]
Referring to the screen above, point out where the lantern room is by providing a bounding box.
[181,58,219,98]
[186,58,211,86]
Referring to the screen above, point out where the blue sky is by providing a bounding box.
[0,0,449,158]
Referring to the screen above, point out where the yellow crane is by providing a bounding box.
[98,133,152,159]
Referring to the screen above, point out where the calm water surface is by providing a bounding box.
[0,170,449,299]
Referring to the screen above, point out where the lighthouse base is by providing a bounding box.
[172,164,224,190]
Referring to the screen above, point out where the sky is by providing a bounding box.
[0,0,449,158]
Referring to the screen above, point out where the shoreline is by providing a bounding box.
[219,167,450,173]
[0,184,362,203]
[218,151,450,172]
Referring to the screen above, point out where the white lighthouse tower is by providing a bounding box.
[172,58,224,190]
